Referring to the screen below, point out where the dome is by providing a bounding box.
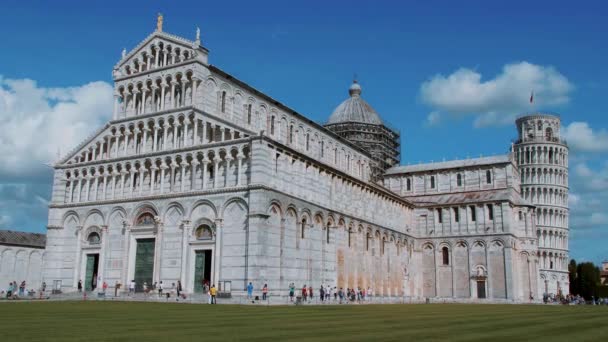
[327,81,384,125]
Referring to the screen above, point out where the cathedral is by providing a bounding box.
[43,17,569,302]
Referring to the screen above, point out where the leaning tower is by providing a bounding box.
[513,114,569,297]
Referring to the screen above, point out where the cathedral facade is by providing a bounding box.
[43,21,569,302]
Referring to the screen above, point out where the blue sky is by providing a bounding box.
[0,0,607,263]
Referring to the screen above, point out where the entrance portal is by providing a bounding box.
[194,250,212,293]
[134,238,155,292]
[477,280,486,299]
[85,254,99,291]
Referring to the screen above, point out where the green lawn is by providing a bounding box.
[0,301,606,342]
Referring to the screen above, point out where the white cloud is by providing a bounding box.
[420,62,573,127]
[0,76,113,179]
[562,121,608,152]
[568,162,608,232]
[426,111,441,126]
[0,214,11,227]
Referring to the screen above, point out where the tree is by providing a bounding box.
[569,259,601,300]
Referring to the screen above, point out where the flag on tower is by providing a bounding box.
[529,91,534,104]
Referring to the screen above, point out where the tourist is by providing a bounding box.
[334,287,338,301]
[289,283,295,302]
[262,284,268,300]
[308,285,313,302]
[6,282,13,299]
[114,281,120,297]
[102,281,108,294]
[19,281,26,296]
[247,282,254,299]
[158,281,163,297]
[367,286,372,302]
[41,281,46,293]
[362,287,366,301]
[143,282,149,295]
[319,285,325,302]
[130,280,136,295]
[302,285,307,302]
[177,280,182,297]
[210,284,217,304]
[326,285,331,301]
[338,288,344,304]
[78,279,83,293]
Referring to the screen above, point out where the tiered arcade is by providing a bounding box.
[514,114,569,296]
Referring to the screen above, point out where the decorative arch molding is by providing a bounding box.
[267,200,284,218]
[455,240,469,249]
[61,211,81,227]
[164,204,185,227]
[299,209,312,223]
[285,206,298,221]
[130,202,160,223]
[472,264,488,278]
[191,218,217,239]
[438,241,452,249]
[106,207,128,226]
[83,226,103,245]
[84,209,105,227]
[220,197,249,219]
[189,199,219,221]
[422,242,435,251]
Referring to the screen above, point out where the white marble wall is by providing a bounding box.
[0,245,45,292]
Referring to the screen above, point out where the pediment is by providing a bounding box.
[113,31,208,78]
[57,123,112,167]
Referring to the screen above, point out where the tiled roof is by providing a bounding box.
[405,188,530,207]
[386,155,512,175]
[0,230,46,249]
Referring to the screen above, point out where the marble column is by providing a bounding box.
[160,163,167,194]
[180,161,188,192]
[152,126,159,152]
[190,159,199,190]
[150,166,157,196]
[179,221,190,289]
[202,159,209,190]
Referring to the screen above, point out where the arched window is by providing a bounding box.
[326,224,331,244]
[487,204,494,220]
[270,116,275,135]
[486,170,492,184]
[348,228,353,248]
[289,125,294,144]
[195,224,213,240]
[221,91,227,113]
[247,104,252,125]
[406,178,411,191]
[430,175,435,189]
[320,141,325,157]
[366,233,371,251]
[306,133,310,151]
[437,208,442,223]
[470,205,476,222]
[545,127,553,141]
[457,173,462,187]
[87,232,101,245]
[442,247,449,265]
[301,219,306,239]
[453,207,459,222]
[537,121,542,131]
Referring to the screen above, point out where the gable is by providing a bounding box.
[113,31,207,78]
[56,123,111,166]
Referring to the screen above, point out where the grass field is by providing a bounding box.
[0,301,607,342]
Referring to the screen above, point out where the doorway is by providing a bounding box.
[194,250,212,293]
[134,238,155,292]
[85,254,99,291]
[477,280,486,299]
